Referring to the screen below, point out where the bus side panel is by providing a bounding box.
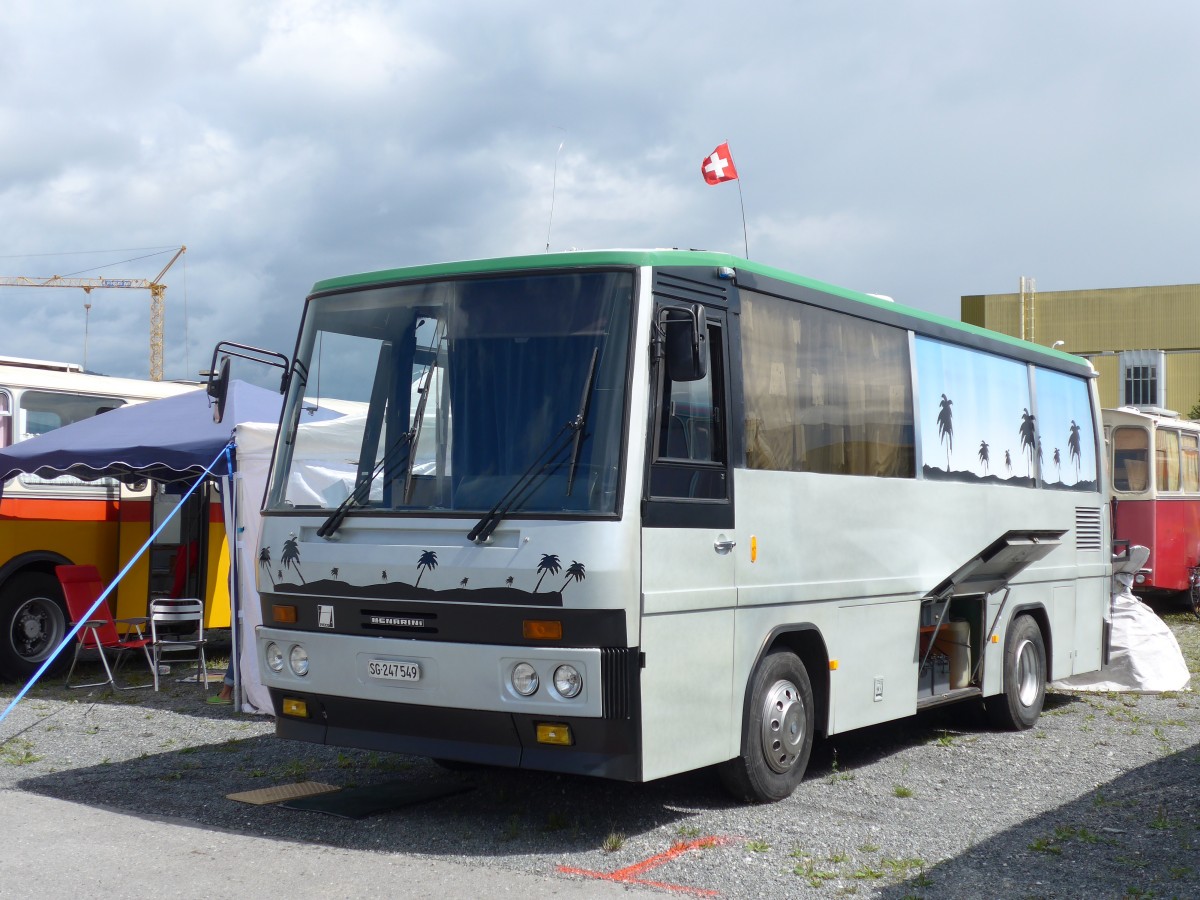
[1153,498,1200,591]
[1074,580,1107,674]
[638,608,735,781]
[115,494,153,619]
[0,497,121,581]
[731,469,1109,729]
[205,501,231,629]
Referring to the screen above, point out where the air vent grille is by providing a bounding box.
[1075,507,1103,552]
[600,647,638,720]
[653,270,729,306]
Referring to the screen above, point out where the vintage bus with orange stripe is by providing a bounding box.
[0,357,230,681]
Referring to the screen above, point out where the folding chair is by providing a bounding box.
[56,564,154,691]
[150,598,208,693]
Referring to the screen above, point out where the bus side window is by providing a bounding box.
[1112,426,1148,492]
[648,314,728,501]
[0,391,10,449]
[1156,428,1180,492]
[1183,433,1200,493]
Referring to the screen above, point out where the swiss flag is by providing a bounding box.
[701,143,738,185]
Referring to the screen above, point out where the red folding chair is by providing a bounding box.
[55,565,154,690]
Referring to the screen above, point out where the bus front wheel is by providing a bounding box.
[718,650,814,803]
[985,614,1046,730]
[0,572,71,682]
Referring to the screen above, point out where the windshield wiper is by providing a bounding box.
[317,430,414,538]
[565,347,598,497]
[468,350,598,545]
[401,342,440,504]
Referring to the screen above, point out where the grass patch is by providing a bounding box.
[745,839,770,853]
[602,831,625,853]
[792,856,838,887]
[1,739,41,766]
[892,784,914,798]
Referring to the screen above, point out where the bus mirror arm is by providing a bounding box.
[206,340,292,424]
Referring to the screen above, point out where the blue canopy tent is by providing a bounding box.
[0,381,332,710]
[0,380,292,485]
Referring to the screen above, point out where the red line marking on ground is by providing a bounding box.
[558,835,731,895]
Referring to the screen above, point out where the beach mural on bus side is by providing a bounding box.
[915,337,1097,491]
[1032,365,1099,490]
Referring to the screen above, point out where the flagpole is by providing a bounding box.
[724,139,749,258]
[736,176,749,259]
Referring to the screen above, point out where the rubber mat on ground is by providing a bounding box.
[226,781,341,805]
[279,780,473,818]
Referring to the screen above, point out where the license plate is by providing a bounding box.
[367,659,420,681]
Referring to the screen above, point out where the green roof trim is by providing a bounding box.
[309,250,1083,366]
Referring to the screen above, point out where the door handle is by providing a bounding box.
[713,538,736,553]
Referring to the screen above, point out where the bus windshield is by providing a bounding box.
[270,269,635,518]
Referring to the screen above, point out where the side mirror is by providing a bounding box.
[205,340,292,424]
[207,356,231,424]
[663,305,708,382]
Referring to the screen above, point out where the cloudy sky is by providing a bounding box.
[2,1,1197,383]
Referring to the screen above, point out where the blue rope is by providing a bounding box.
[0,442,236,728]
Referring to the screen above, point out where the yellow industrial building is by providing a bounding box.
[961,282,1200,416]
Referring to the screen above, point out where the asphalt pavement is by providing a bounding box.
[0,789,636,899]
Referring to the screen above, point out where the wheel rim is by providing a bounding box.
[759,678,806,774]
[8,596,66,664]
[1014,638,1042,707]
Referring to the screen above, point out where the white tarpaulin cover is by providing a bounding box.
[1053,550,1191,692]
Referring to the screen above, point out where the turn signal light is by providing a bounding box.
[272,604,298,624]
[523,619,563,640]
[536,722,573,746]
[281,697,309,718]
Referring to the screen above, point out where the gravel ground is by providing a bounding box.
[2,611,1199,900]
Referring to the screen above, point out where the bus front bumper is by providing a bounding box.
[268,687,641,781]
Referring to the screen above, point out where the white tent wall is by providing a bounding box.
[228,421,275,714]
[231,416,365,714]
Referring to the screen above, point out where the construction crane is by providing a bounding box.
[0,245,186,381]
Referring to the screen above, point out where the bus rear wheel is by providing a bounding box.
[718,650,814,803]
[985,614,1046,730]
[0,572,71,682]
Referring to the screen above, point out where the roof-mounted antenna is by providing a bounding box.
[545,138,565,252]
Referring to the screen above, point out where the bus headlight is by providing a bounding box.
[511,662,539,696]
[553,664,583,698]
[289,644,309,676]
[266,642,285,673]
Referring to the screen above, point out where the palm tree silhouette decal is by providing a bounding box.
[1053,448,1062,481]
[459,577,469,588]
[560,561,586,592]
[1004,450,1012,474]
[281,536,305,584]
[1019,409,1037,477]
[505,576,514,586]
[331,567,339,580]
[259,546,275,588]
[936,394,954,470]
[1068,420,1082,480]
[415,550,438,587]
[978,440,990,474]
[534,554,561,591]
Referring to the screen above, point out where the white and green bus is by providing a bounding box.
[251,250,1108,802]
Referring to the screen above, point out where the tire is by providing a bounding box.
[718,650,814,803]
[1190,582,1200,621]
[0,572,71,682]
[985,614,1046,730]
